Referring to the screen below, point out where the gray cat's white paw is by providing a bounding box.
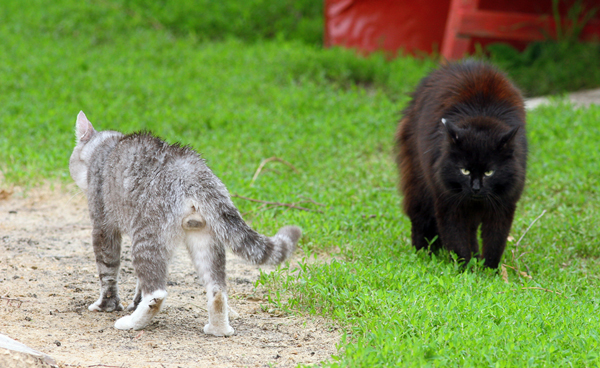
[204,323,234,337]
[88,301,103,312]
[114,315,137,330]
[228,307,239,320]
[114,313,152,330]
[114,312,152,330]
[114,290,167,330]
[126,302,136,311]
[89,298,124,312]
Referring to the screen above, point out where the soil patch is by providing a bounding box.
[0,185,339,367]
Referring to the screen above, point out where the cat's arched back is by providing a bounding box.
[395,60,527,268]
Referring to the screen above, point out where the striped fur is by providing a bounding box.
[70,112,301,336]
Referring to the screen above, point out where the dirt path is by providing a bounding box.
[0,185,338,368]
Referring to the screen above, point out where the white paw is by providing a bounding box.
[204,323,234,337]
[88,301,102,312]
[126,302,136,311]
[114,315,135,330]
[114,290,167,330]
[88,296,123,312]
[228,307,240,320]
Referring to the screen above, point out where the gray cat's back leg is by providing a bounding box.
[185,227,234,337]
[89,226,124,312]
[126,280,142,311]
[114,231,170,330]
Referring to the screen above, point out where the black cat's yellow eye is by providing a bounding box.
[484,170,494,177]
[460,168,470,175]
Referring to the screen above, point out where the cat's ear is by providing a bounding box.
[76,111,96,143]
[442,118,462,144]
[497,126,520,149]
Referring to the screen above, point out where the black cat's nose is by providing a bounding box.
[472,178,481,192]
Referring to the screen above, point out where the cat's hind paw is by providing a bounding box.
[204,323,234,337]
[228,307,239,320]
[114,315,135,330]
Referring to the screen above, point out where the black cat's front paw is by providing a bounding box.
[89,295,124,312]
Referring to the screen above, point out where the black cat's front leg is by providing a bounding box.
[481,205,516,269]
[410,218,441,252]
[468,220,481,257]
[405,193,440,251]
[89,226,124,312]
[435,207,473,265]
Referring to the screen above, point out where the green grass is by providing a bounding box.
[259,102,600,366]
[2,0,600,367]
[487,40,600,97]
[119,0,324,45]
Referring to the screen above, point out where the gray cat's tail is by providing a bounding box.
[215,208,301,265]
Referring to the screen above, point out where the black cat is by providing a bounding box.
[395,60,527,268]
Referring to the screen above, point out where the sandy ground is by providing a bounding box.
[0,185,339,368]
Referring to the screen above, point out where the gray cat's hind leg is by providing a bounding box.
[89,227,124,312]
[204,287,234,337]
[126,280,142,311]
[114,234,169,330]
[185,231,234,337]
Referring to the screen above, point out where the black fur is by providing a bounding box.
[395,60,527,268]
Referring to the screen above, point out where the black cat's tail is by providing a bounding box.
[186,202,301,265]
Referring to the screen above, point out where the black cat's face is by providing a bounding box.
[439,117,520,201]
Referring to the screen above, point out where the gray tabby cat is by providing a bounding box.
[69,111,301,336]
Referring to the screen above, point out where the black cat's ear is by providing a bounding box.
[497,126,520,149]
[76,111,96,143]
[442,118,461,144]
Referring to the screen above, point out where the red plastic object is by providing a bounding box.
[324,0,451,55]
[324,0,600,60]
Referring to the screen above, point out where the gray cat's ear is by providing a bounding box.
[443,118,462,144]
[497,126,520,149]
[76,111,96,143]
